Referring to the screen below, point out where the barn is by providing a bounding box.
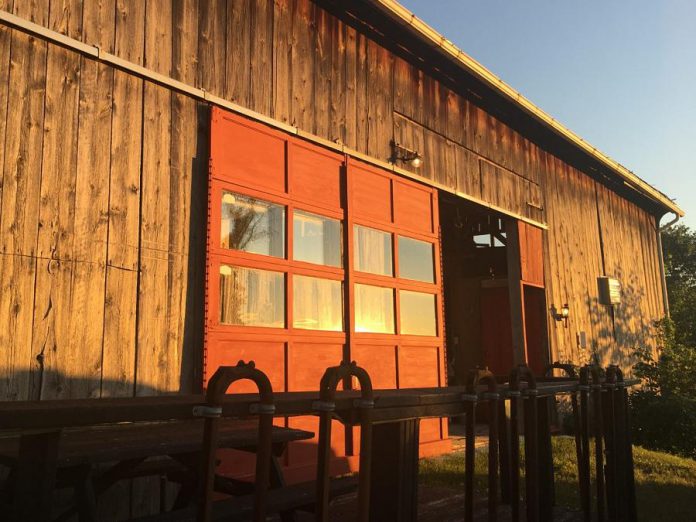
[0,0,683,493]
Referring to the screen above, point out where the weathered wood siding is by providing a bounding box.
[0,0,206,403]
[541,157,665,367]
[0,0,666,406]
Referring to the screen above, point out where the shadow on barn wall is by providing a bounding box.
[586,269,658,374]
[178,102,211,395]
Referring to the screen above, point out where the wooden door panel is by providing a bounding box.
[519,221,544,285]
[351,344,397,389]
[393,180,434,234]
[287,343,344,391]
[211,109,286,193]
[204,339,286,393]
[351,164,392,224]
[481,286,515,376]
[289,142,343,210]
[524,286,548,376]
[397,345,440,388]
[420,418,442,443]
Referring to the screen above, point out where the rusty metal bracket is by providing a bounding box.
[192,405,222,418]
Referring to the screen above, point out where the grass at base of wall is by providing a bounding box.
[419,436,696,522]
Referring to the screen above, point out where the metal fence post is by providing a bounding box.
[466,369,499,521]
[581,365,606,522]
[462,385,478,522]
[508,365,537,522]
[315,361,373,522]
[198,361,275,522]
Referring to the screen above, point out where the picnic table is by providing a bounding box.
[0,419,312,521]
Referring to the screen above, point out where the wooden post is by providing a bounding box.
[12,430,61,522]
[369,419,420,522]
[506,219,527,365]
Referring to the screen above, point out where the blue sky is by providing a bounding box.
[400,0,696,228]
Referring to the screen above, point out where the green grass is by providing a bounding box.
[419,436,696,521]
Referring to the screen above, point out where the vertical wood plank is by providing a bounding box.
[290,0,314,130]
[422,75,445,135]
[2,1,49,257]
[343,23,358,148]
[198,0,226,95]
[249,0,273,114]
[313,4,331,138]
[454,144,480,199]
[0,0,15,400]
[506,219,527,365]
[445,89,466,146]
[0,1,49,401]
[392,56,422,122]
[31,0,84,400]
[273,0,291,124]
[224,0,249,104]
[81,2,131,516]
[136,0,173,400]
[0,0,11,206]
[61,0,116,401]
[366,40,392,162]
[328,16,345,144]
[0,255,36,400]
[172,0,202,396]
[102,0,145,398]
[355,32,369,153]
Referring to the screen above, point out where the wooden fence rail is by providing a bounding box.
[0,360,638,521]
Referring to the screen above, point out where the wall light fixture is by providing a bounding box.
[551,303,570,328]
[391,141,423,168]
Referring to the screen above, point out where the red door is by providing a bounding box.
[205,108,450,480]
[480,285,515,376]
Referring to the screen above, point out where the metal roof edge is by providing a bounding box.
[370,0,684,217]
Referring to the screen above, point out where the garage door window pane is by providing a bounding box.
[400,291,437,336]
[293,275,343,331]
[293,210,342,267]
[398,236,434,283]
[355,284,394,333]
[219,265,285,327]
[221,192,285,258]
[354,225,393,276]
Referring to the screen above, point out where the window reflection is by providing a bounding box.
[398,236,435,283]
[293,210,342,267]
[354,225,393,276]
[219,265,285,327]
[354,284,394,333]
[400,290,437,336]
[293,275,343,331]
[221,192,285,257]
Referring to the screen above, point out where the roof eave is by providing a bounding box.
[370,0,684,218]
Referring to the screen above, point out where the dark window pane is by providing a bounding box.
[400,291,437,336]
[219,265,285,327]
[293,210,342,267]
[221,192,285,257]
[398,236,435,283]
[354,284,394,333]
[293,275,343,331]
[354,225,393,276]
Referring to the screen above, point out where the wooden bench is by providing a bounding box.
[134,475,359,521]
[0,420,312,521]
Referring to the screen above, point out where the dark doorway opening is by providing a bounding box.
[439,193,550,386]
